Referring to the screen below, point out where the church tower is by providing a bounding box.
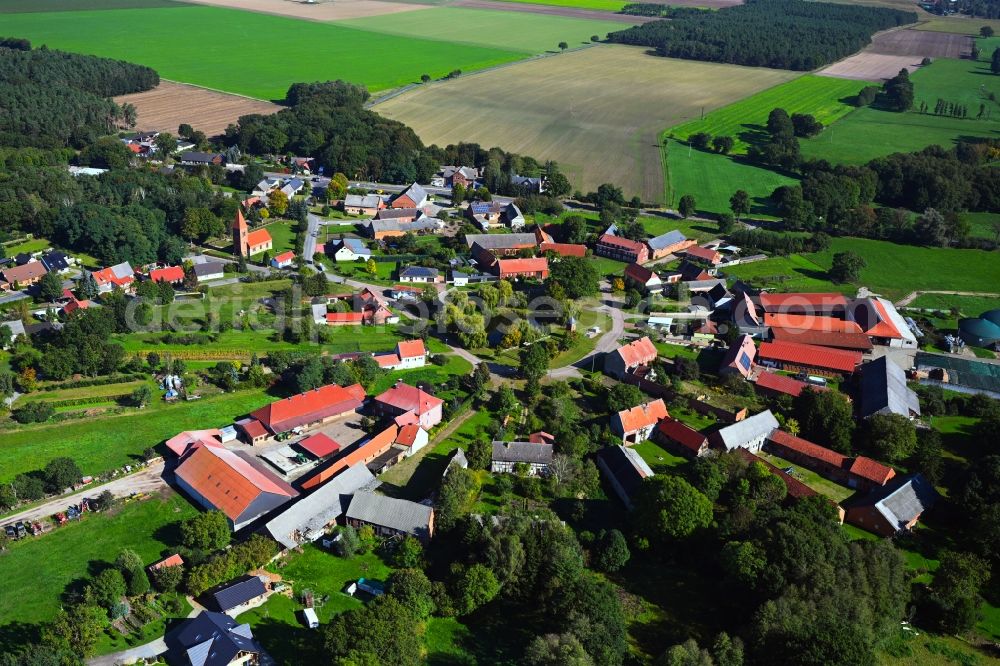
[233,207,249,257]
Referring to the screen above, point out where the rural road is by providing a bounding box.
[1,462,167,527]
[547,295,626,380]
[87,637,167,666]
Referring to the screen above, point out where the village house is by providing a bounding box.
[487,256,549,280]
[510,174,544,193]
[395,423,430,456]
[148,265,184,285]
[41,251,73,273]
[373,381,444,429]
[391,182,429,209]
[719,334,757,379]
[757,340,862,377]
[164,611,270,666]
[345,490,434,542]
[611,399,669,444]
[596,234,649,264]
[654,418,709,458]
[342,193,385,216]
[179,151,225,166]
[683,245,723,266]
[389,284,423,302]
[710,410,779,453]
[442,166,478,189]
[232,209,272,258]
[209,575,268,614]
[193,261,226,283]
[596,445,655,510]
[663,260,713,285]
[0,261,48,289]
[466,233,538,258]
[604,336,658,380]
[367,217,441,240]
[764,429,896,491]
[327,238,372,262]
[265,463,375,550]
[1,319,25,349]
[624,263,662,294]
[491,441,554,476]
[858,356,920,420]
[270,251,295,269]
[646,230,696,260]
[174,443,297,531]
[375,339,428,371]
[148,553,184,573]
[398,266,443,283]
[844,474,937,537]
[90,262,134,294]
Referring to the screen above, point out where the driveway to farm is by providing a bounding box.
[2,462,167,528]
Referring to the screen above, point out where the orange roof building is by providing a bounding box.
[612,399,668,444]
[753,371,828,398]
[373,382,444,430]
[655,418,708,458]
[175,445,297,530]
[233,207,273,257]
[769,327,873,352]
[763,313,863,334]
[148,553,184,571]
[297,432,342,459]
[301,424,399,490]
[248,383,365,435]
[491,257,549,280]
[149,265,184,284]
[764,430,896,492]
[604,336,658,379]
[758,340,861,376]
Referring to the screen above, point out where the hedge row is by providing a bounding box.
[39,373,147,392]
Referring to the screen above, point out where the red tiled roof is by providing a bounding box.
[273,251,295,263]
[395,424,422,447]
[376,354,401,368]
[126,143,142,154]
[695,320,718,335]
[397,339,426,359]
[655,418,707,454]
[92,266,132,287]
[375,382,443,415]
[237,419,268,440]
[758,340,861,374]
[764,314,863,334]
[165,429,223,457]
[753,371,826,398]
[684,246,721,263]
[63,298,90,315]
[539,242,587,257]
[624,263,657,284]
[497,257,549,276]
[327,312,365,324]
[866,299,904,339]
[301,425,398,490]
[528,431,555,444]
[770,327,873,351]
[616,399,668,433]
[246,228,272,248]
[598,234,646,253]
[391,285,423,293]
[149,266,184,283]
[297,432,341,459]
[250,383,365,434]
[848,456,896,485]
[175,445,295,521]
[768,429,847,467]
[615,336,658,367]
[149,553,184,570]
[759,292,848,312]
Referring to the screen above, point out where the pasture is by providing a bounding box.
[114,81,281,137]
[802,55,1000,164]
[725,237,1000,300]
[375,46,797,203]
[339,7,626,54]
[914,16,1000,35]
[0,0,180,12]
[663,139,797,214]
[0,5,525,99]
[666,75,863,153]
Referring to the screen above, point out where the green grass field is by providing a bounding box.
[264,220,298,256]
[726,237,1000,300]
[632,440,688,474]
[802,55,1000,164]
[1,5,526,99]
[666,75,863,153]
[907,293,1000,316]
[663,139,797,214]
[0,491,199,627]
[0,389,272,482]
[339,8,625,54]
[0,0,181,11]
[914,16,1000,34]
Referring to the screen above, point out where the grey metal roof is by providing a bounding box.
[873,474,937,532]
[210,575,266,612]
[647,230,687,251]
[193,261,225,277]
[110,261,134,279]
[464,233,537,249]
[396,182,428,205]
[345,194,382,208]
[491,441,554,465]
[168,611,264,666]
[265,463,375,549]
[714,410,779,451]
[859,356,920,419]
[345,490,433,538]
[596,445,654,507]
[180,151,224,163]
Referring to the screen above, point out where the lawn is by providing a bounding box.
[632,440,688,474]
[327,259,396,282]
[907,293,1000,317]
[339,8,626,54]
[375,46,797,203]
[0,0,181,11]
[914,16,1000,34]
[0,490,199,628]
[726,237,1000,301]
[0,389,273,482]
[662,138,797,215]
[960,211,1000,241]
[758,451,856,503]
[1,5,526,99]
[549,304,610,368]
[802,56,1000,164]
[666,75,863,154]
[264,220,298,256]
[1,237,50,256]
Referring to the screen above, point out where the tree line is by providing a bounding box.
[607,0,917,70]
[0,43,157,147]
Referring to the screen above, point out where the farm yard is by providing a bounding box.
[0,5,526,100]
[375,46,798,203]
[113,80,281,136]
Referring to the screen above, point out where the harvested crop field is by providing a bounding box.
[868,28,971,57]
[374,46,796,203]
[819,53,926,81]
[115,81,282,136]
[450,0,656,22]
[180,0,429,21]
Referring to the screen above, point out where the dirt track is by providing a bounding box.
[179,0,430,21]
[450,0,659,22]
[114,81,282,137]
